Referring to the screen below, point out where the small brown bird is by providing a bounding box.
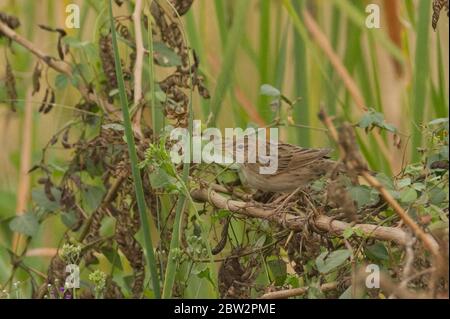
[221,139,337,193]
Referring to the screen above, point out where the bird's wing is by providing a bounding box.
[280,145,332,170]
[244,143,332,173]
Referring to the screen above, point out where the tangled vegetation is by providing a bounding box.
[0,0,448,299]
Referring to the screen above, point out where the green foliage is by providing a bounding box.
[315,250,351,274]
[9,213,39,237]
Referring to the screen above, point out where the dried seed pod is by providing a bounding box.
[0,12,20,37]
[99,33,118,93]
[5,58,17,112]
[432,0,449,30]
[212,217,231,255]
[61,128,71,149]
[43,89,55,114]
[38,88,50,113]
[115,20,132,41]
[170,0,194,16]
[112,204,145,298]
[44,179,56,202]
[32,62,42,95]
[57,34,66,60]
[38,25,67,60]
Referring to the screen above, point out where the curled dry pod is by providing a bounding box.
[115,21,131,41]
[32,62,42,95]
[44,178,56,202]
[38,25,67,60]
[170,0,194,17]
[99,34,118,93]
[432,0,449,30]
[43,89,55,114]
[56,29,67,60]
[5,58,17,112]
[38,88,50,113]
[211,217,231,255]
[61,128,71,149]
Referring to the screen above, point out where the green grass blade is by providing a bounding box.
[258,0,271,122]
[330,0,405,65]
[147,9,164,138]
[108,0,161,298]
[185,10,209,119]
[292,0,310,147]
[214,0,228,48]
[209,0,251,126]
[411,0,431,162]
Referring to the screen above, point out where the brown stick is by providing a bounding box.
[191,188,413,246]
[260,282,338,299]
[131,0,144,138]
[12,89,33,255]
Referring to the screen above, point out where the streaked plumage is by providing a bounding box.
[221,138,337,192]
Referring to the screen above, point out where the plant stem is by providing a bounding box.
[108,0,160,298]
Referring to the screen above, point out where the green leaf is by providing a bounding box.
[260,84,281,97]
[349,185,379,208]
[55,74,69,90]
[376,173,395,190]
[267,257,287,286]
[153,42,182,67]
[254,234,267,248]
[365,242,389,261]
[399,187,417,204]
[339,286,353,299]
[149,168,177,189]
[193,265,215,288]
[429,188,447,206]
[358,109,397,133]
[83,43,98,61]
[397,178,412,189]
[61,210,78,229]
[343,228,354,239]
[216,168,239,184]
[32,188,61,212]
[101,247,123,271]
[315,250,351,274]
[82,185,105,213]
[9,213,39,237]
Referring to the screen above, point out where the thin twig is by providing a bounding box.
[131,0,144,138]
[12,89,33,255]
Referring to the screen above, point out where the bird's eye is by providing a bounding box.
[238,144,244,149]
